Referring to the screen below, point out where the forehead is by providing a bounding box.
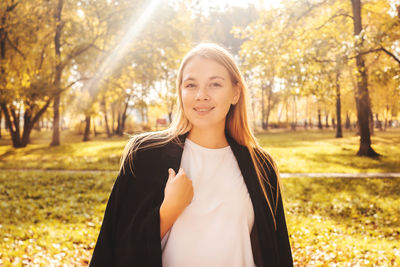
[182,56,230,81]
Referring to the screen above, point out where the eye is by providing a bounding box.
[210,82,222,87]
[185,83,196,88]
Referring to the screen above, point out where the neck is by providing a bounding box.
[187,126,228,149]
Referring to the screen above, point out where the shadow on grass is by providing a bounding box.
[0,144,78,159]
[0,171,115,227]
[282,178,400,239]
[301,150,400,173]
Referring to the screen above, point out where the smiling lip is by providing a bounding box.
[193,107,215,113]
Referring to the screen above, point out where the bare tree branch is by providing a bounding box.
[380,47,400,65]
[315,13,353,31]
[6,1,19,12]
[59,37,99,70]
[349,47,400,65]
[6,35,25,59]
[61,76,92,92]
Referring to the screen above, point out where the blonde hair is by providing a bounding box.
[120,43,280,230]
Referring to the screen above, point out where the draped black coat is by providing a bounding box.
[89,132,293,267]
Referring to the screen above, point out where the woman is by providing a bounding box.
[89,43,293,267]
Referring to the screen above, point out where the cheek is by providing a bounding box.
[219,92,234,109]
[181,91,194,114]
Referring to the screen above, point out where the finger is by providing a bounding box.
[178,168,185,175]
[168,168,176,180]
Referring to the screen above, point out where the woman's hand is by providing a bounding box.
[160,168,194,239]
[163,168,194,212]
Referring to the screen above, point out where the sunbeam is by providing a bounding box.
[83,0,163,106]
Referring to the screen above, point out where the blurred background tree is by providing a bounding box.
[0,0,398,158]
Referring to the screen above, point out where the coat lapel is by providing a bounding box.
[160,132,188,175]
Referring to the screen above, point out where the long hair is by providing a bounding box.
[120,43,280,230]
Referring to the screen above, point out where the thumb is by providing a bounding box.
[167,168,176,181]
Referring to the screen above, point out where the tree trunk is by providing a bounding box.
[291,95,297,131]
[21,109,33,145]
[0,22,4,141]
[116,112,121,135]
[351,0,379,157]
[375,113,382,131]
[93,118,98,136]
[345,112,351,129]
[318,108,323,129]
[325,112,329,128]
[1,98,51,147]
[83,115,91,141]
[1,15,8,142]
[335,60,343,138]
[384,104,389,131]
[112,104,116,134]
[0,3,19,140]
[0,109,2,138]
[0,104,22,147]
[102,96,111,137]
[50,0,64,146]
[369,108,374,136]
[104,112,111,137]
[119,104,128,136]
[144,105,149,124]
[261,84,266,129]
[163,68,174,125]
[119,94,131,136]
[50,93,61,146]
[285,99,289,126]
[265,85,274,130]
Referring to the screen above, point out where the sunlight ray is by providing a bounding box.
[83,0,163,101]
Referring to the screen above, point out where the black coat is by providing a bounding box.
[89,132,293,267]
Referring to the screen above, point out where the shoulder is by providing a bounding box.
[253,146,279,187]
[120,131,181,176]
[254,146,276,168]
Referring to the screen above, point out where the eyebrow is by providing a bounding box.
[183,76,225,82]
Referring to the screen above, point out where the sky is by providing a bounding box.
[168,0,282,12]
[197,0,277,10]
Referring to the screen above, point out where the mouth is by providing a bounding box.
[193,107,215,114]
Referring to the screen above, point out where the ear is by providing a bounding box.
[232,84,240,105]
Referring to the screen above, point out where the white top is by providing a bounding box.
[161,138,255,267]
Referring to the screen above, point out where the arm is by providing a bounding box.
[159,201,181,239]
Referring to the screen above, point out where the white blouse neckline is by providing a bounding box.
[185,138,231,153]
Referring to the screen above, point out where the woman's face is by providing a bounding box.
[180,56,240,131]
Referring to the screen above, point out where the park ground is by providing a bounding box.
[0,129,399,266]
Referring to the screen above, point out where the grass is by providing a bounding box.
[0,170,398,266]
[0,128,399,173]
[1,128,398,265]
[0,130,126,171]
[0,170,115,266]
[257,129,400,173]
[283,177,400,266]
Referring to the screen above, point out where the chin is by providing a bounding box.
[188,119,225,131]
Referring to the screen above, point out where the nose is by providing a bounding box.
[195,86,209,101]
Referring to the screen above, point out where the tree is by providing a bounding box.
[235,7,287,130]
[0,1,56,148]
[50,0,106,146]
[350,0,379,157]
